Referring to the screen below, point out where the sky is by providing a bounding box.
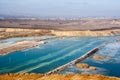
[0,0,120,18]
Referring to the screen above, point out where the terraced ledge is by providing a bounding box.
[0,73,120,80]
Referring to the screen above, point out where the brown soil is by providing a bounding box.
[93,55,105,60]
[1,18,120,30]
[76,63,89,69]
[0,29,52,40]
[76,63,97,71]
[0,73,120,80]
[89,66,97,70]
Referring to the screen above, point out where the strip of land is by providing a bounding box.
[0,40,45,55]
[0,28,120,40]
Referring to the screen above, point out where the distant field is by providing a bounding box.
[0,18,120,30]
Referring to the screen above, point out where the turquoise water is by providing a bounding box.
[59,35,120,77]
[0,36,107,74]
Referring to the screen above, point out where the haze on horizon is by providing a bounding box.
[0,0,120,18]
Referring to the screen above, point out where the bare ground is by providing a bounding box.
[0,18,120,30]
[0,40,44,55]
[0,74,120,80]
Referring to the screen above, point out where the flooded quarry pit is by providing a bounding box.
[0,35,120,77]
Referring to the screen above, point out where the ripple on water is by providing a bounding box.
[93,41,120,64]
[59,36,120,77]
[0,36,117,74]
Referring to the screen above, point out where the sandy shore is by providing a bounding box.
[0,40,45,55]
[0,73,120,80]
